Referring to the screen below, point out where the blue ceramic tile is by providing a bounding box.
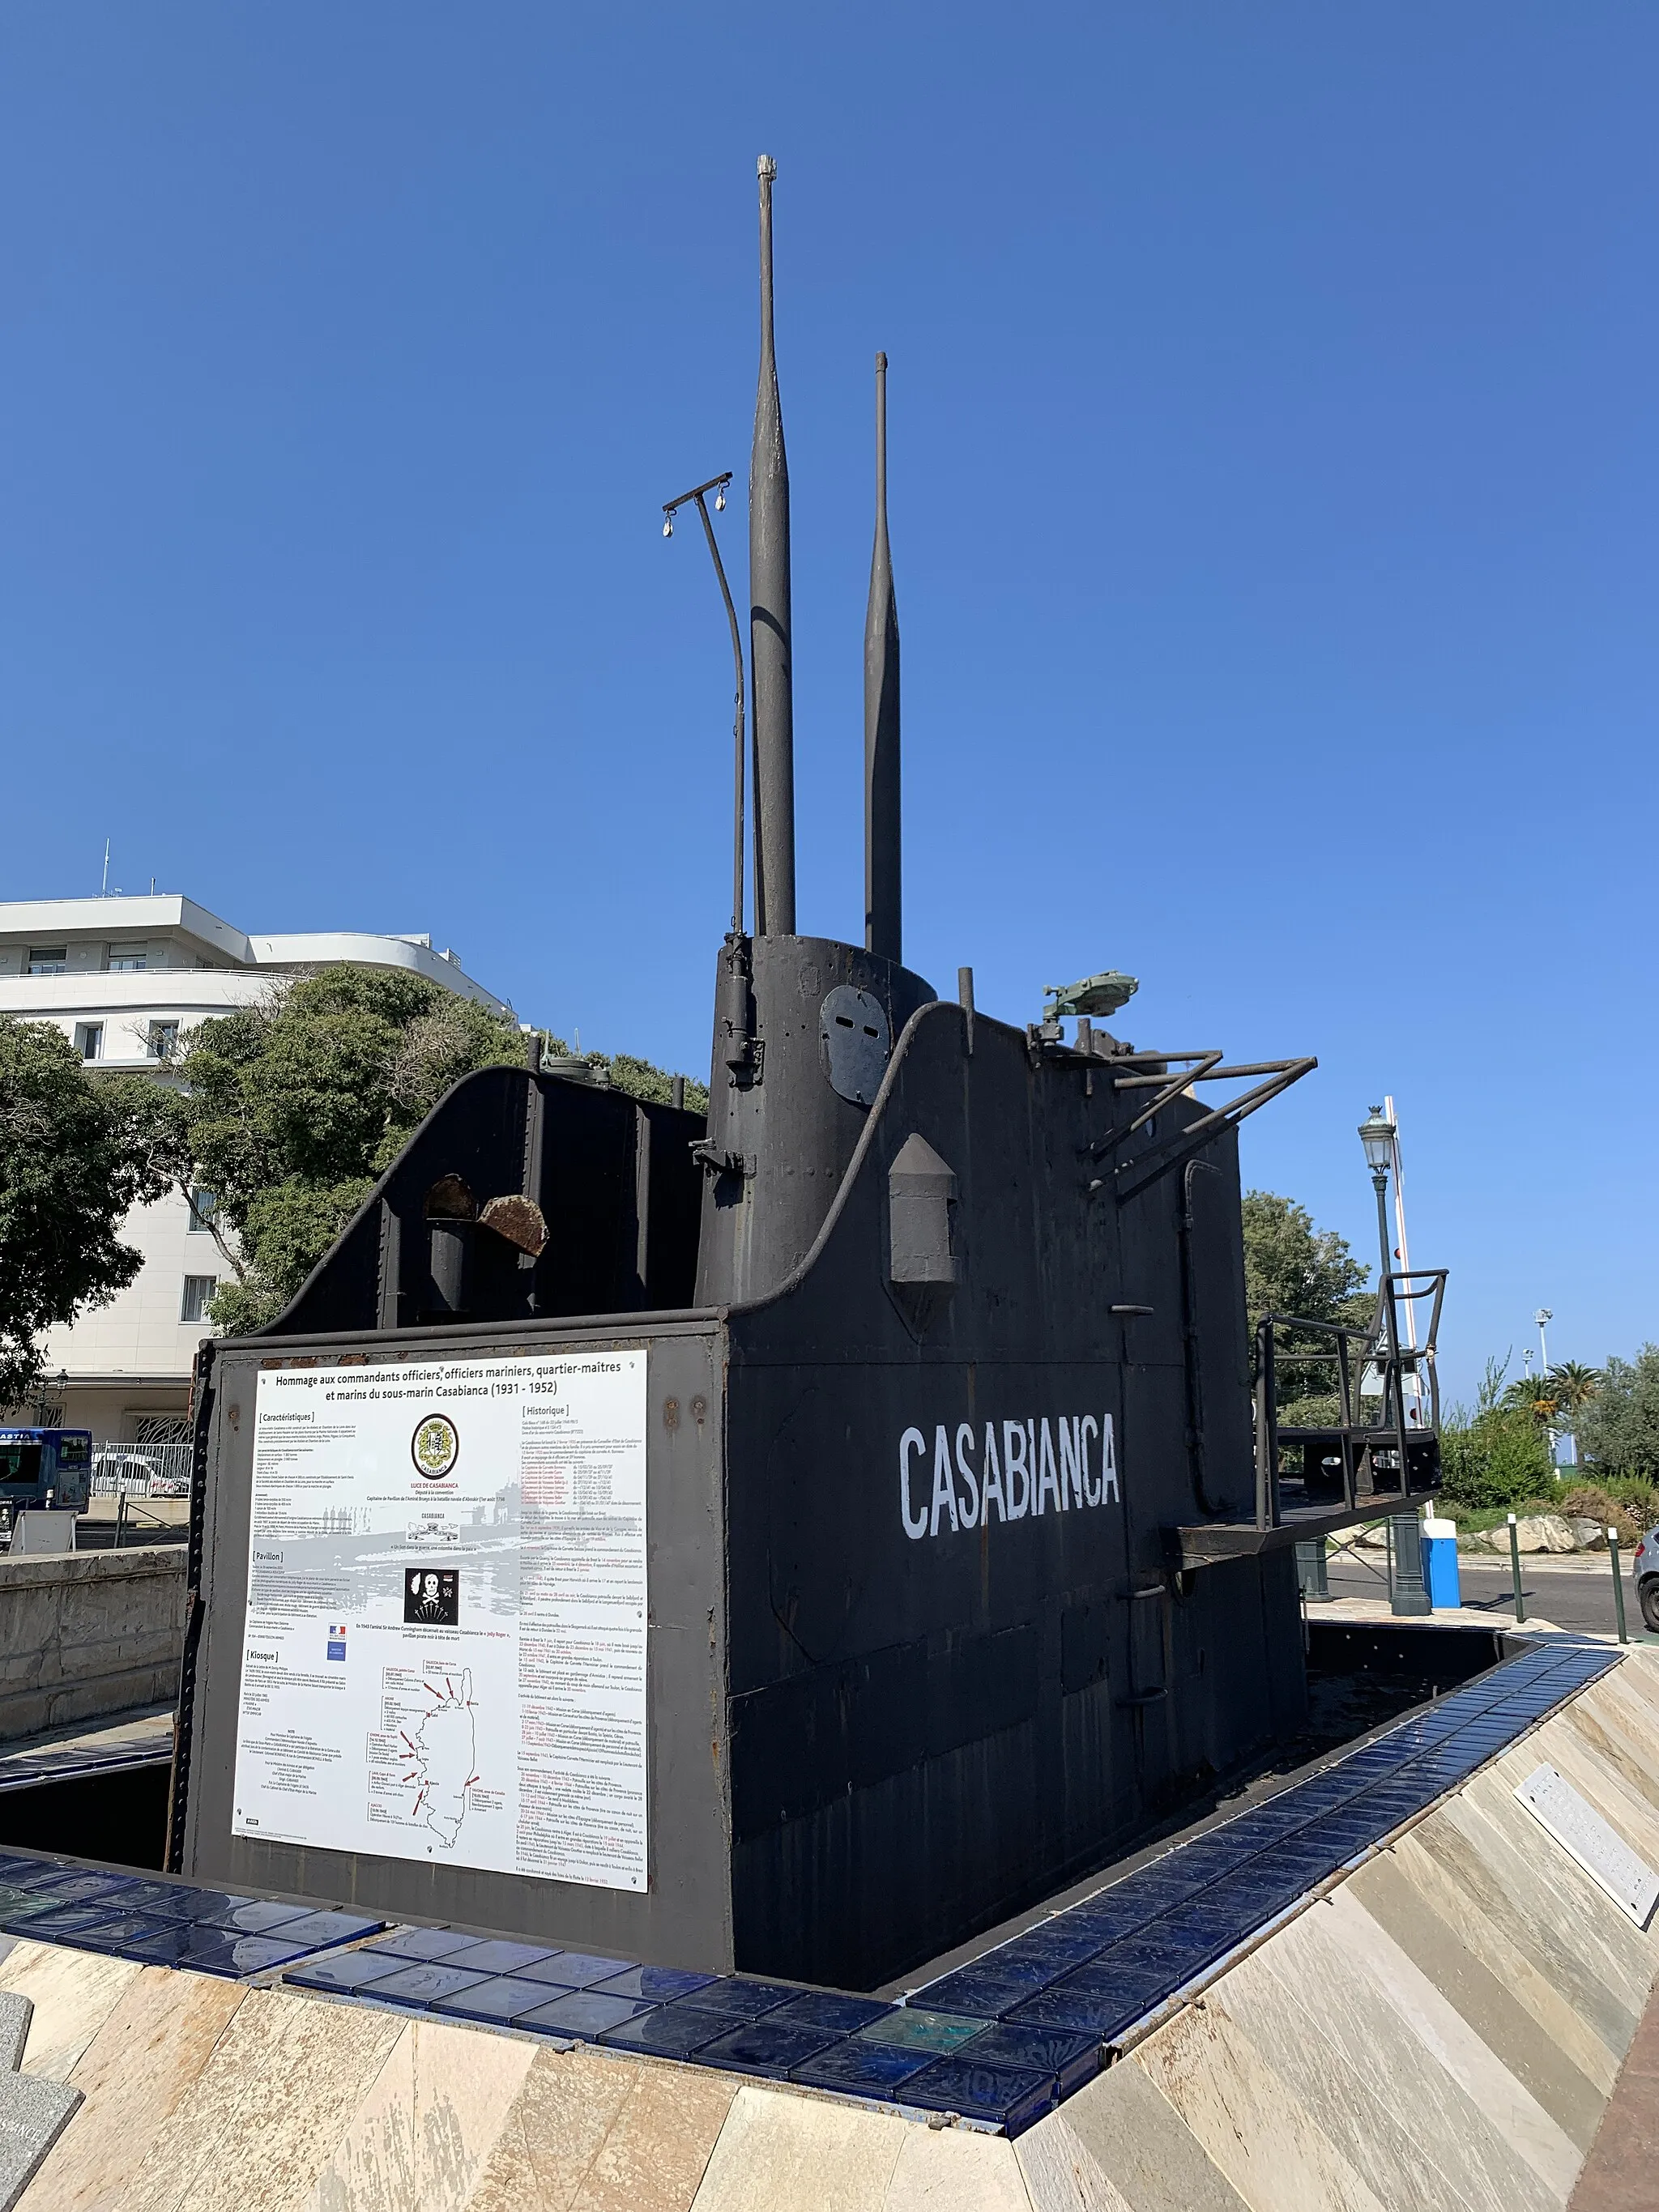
[19,1874,135,1908]
[66,1912,185,1956]
[182,1931,323,1978]
[957,2022,1101,2096]
[957,1948,1077,1989]
[197,1899,316,1937]
[1008,1969,1169,2039]
[591,1964,719,2004]
[0,1857,58,1887]
[70,1879,177,1916]
[368,1962,495,2008]
[860,2010,987,2054]
[994,1927,1109,1971]
[429,1975,558,2025]
[676,1977,799,2020]
[898,2056,1053,2134]
[19,1905,130,1943]
[597,2005,729,2060]
[442,1939,557,1977]
[693,2019,845,2079]
[275,1911,383,1948]
[514,1950,634,1989]
[125,1924,208,1967]
[514,1990,650,2039]
[285,1951,416,1994]
[363,1927,481,1963]
[907,1968,1039,2020]
[766,1991,891,2034]
[790,2038,936,2094]
[0,1893,92,1929]
[146,1889,260,1925]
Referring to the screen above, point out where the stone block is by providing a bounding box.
[1018,2059,1247,2210]
[0,2000,30,2078]
[688,2082,907,2212]
[0,1945,141,2086]
[1133,1991,1388,2211]
[463,2043,737,2212]
[0,2072,82,2212]
[113,1982,404,2212]
[19,1967,246,2212]
[301,2015,533,2212]
[1346,1852,1605,2151]
[886,2123,1032,2210]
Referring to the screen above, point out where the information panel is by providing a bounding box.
[230,1349,649,1891]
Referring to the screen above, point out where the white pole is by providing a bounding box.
[1384,1094,1418,1359]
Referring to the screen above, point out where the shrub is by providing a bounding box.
[1559,1485,1645,1545]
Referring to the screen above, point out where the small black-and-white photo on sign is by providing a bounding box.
[403,1569,458,1627]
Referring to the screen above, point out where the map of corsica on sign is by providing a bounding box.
[404,1669,476,1848]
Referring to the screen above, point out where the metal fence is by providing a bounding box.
[88,1441,193,1497]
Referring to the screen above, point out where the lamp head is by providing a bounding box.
[1358,1105,1396,1175]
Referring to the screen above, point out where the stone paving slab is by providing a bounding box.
[0,2071,81,2212]
[24,1966,246,2212]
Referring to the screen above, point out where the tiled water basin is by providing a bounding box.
[0,1637,1618,2137]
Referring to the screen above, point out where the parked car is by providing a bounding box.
[1635,1528,1659,1634]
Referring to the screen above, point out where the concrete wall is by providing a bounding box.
[0,1549,186,1742]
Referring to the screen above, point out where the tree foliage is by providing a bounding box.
[1240,1189,1375,1422]
[1576,1348,1659,1480]
[168,970,527,1333]
[1439,1357,1555,1509]
[0,1016,174,1407]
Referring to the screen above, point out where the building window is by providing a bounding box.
[181,1276,216,1323]
[187,1188,217,1234]
[74,1023,103,1062]
[108,946,148,972]
[28,947,67,975]
[147,1021,180,1061]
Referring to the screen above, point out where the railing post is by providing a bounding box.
[1507,1513,1526,1624]
[1255,1319,1280,1529]
[1610,1528,1629,1644]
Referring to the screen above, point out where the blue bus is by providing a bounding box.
[0,1430,92,1513]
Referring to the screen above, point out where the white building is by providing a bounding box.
[0,894,512,1447]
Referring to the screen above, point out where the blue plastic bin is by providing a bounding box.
[1421,1519,1461,1610]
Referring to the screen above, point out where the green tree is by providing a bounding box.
[1240,1190,1375,1423]
[0,1016,174,1406]
[139,969,708,1336]
[1439,1357,1555,1509]
[1577,1349,1659,1479]
[1549,1360,1602,1423]
[173,969,530,1333]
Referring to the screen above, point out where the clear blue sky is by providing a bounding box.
[2,5,1653,1399]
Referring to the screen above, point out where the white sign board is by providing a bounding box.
[1514,1762,1659,1928]
[231,1349,649,1892]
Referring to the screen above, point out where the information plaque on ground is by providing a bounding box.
[1515,1761,1659,1928]
[229,1349,649,1891]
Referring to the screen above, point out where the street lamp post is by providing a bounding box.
[1535,1307,1555,1472]
[1359,1106,1430,1616]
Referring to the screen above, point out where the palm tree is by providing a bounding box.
[1549,1361,1601,1417]
[1502,1375,1559,1424]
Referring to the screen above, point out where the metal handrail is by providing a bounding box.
[1252,1270,1448,1531]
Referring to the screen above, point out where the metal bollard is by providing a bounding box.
[1294,1538,1332,1604]
[1609,1528,1629,1644]
[1508,1512,1526,1624]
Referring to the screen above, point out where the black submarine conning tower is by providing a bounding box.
[698,158,935,1309]
[170,150,1446,1991]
